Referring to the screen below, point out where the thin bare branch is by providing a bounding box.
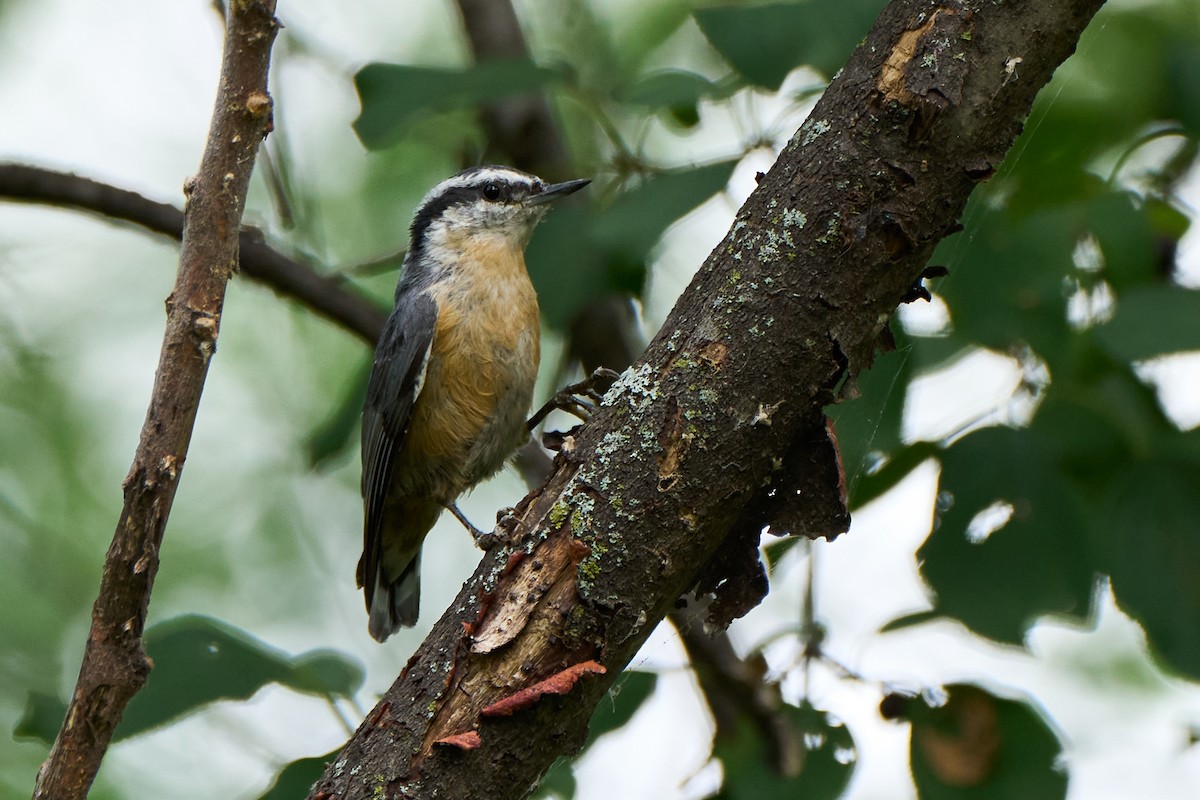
[0,163,386,345]
[32,4,281,797]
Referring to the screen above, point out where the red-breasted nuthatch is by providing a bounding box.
[360,165,589,641]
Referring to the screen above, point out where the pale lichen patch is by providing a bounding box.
[802,118,831,146]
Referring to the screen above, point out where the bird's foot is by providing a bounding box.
[526,367,621,431]
[444,502,500,551]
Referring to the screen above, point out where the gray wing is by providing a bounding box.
[360,286,437,602]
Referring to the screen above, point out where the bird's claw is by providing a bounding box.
[445,502,501,551]
[527,367,621,431]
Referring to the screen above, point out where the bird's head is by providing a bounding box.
[408,166,589,265]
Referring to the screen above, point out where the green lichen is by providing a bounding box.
[548,500,569,528]
[579,558,601,582]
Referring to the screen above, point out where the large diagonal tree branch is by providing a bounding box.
[452,0,788,748]
[451,2,790,748]
[31,3,281,798]
[0,163,386,345]
[309,1,1106,798]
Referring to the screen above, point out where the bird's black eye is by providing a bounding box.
[482,183,502,201]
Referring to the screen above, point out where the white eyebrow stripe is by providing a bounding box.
[421,167,535,204]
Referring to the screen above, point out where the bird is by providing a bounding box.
[359,165,589,642]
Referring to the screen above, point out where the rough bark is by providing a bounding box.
[0,163,386,345]
[31,3,280,798]
[308,1,1107,799]
[451,5,784,729]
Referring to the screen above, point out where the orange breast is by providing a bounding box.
[401,234,541,499]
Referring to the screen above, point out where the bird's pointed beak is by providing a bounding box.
[527,178,591,206]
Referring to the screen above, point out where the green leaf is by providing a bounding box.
[1144,197,1192,245]
[933,202,1076,367]
[590,161,736,262]
[621,70,721,126]
[1098,460,1200,680]
[256,750,339,800]
[826,334,915,506]
[937,188,1182,370]
[996,12,1173,212]
[528,163,736,329]
[525,205,610,330]
[847,441,940,510]
[880,609,942,634]
[694,1,886,89]
[910,685,1066,800]
[715,702,856,800]
[14,616,365,744]
[622,70,720,107]
[587,671,657,744]
[1093,285,1200,362]
[126,616,364,736]
[763,534,805,573]
[1165,45,1200,136]
[354,60,561,150]
[534,758,577,800]
[12,692,65,744]
[919,425,1095,644]
[289,652,367,698]
[1085,191,1158,292]
[533,672,655,800]
[307,357,372,468]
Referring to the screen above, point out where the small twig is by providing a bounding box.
[0,163,387,345]
[339,246,407,277]
[31,4,281,798]
[258,142,297,229]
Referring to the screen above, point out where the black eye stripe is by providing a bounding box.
[408,176,534,261]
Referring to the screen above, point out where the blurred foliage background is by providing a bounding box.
[2,0,1200,798]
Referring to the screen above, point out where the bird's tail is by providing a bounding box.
[368,551,421,642]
